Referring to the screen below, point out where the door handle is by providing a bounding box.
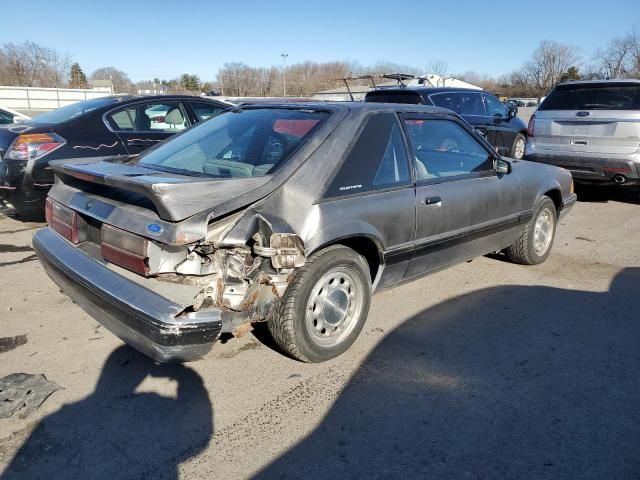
[127,139,154,147]
[425,196,442,205]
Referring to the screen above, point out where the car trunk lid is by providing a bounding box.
[50,159,271,223]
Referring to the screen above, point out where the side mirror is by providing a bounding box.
[495,158,511,174]
[507,106,518,118]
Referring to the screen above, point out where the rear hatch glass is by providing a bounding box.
[138,107,329,178]
[540,83,640,111]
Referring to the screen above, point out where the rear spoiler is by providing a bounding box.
[50,159,270,223]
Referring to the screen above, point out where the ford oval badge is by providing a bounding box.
[146,223,163,235]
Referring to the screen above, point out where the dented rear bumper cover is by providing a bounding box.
[33,228,224,362]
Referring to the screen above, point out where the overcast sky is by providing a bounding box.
[3,0,638,82]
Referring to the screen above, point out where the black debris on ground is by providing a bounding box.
[0,335,28,354]
[0,373,62,419]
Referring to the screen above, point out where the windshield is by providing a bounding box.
[138,108,330,178]
[540,83,640,111]
[30,97,119,124]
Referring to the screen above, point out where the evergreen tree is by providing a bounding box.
[69,63,88,89]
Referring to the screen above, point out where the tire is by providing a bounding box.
[506,196,557,265]
[510,133,526,159]
[267,244,372,363]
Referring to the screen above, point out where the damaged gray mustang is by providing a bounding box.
[33,102,577,363]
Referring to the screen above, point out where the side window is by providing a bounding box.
[107,102,189,132]
[189,101,226,121]
[460,93,485,115]
[0,111,13,124]
[325,113,410,198]
[403,118,492,181]
[430,92,485,116]
[484,94,507,118]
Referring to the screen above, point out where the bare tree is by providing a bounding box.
[0,41,71,87]
[521,41,580,96]
[593,27,640,78]
[90,67,134,93]
[427,59,449,77]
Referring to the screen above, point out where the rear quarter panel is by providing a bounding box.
[511,159,572,211]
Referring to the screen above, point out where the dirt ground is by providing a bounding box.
[0,186,639,479]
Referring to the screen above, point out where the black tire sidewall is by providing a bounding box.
[290,248,371,362]
[526,197,556,264]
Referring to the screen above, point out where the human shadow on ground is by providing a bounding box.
[256,268,640,480]
[3,346,213,480]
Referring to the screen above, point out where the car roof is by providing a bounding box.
[555,79,640,86]
[97,94,231,104]
[238,101,454,116]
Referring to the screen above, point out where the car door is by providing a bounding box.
[482,93,516,155]
[105,100,191,155]
[401,114,522,280]
[320,112,416,288]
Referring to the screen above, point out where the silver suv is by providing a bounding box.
[525,80,640,186]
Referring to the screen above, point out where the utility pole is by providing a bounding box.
[281,53,288,97]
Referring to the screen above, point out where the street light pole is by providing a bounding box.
[281,53,288,97]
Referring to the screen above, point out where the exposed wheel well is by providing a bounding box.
[320,237,382,284]
[543,189,562,215]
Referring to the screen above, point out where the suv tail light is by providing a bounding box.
[527,114,536,137]
[5,133,66,161]
[101,224,150,276]
[45,198,85,244]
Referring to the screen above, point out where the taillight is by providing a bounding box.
[527,114,536,137]
[45,198,85,244]
[5,133,66,161]
[101,224,150,276]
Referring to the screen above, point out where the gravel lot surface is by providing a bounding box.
[0,186,639,479]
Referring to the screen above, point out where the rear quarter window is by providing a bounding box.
[540,83,640,111]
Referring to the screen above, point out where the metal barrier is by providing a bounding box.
[0,86,113,116]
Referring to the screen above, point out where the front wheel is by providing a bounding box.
[506,196,557,265]
[510,133,526,159]
[267,244,371,363]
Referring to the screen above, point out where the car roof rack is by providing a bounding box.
[341,73,418,101]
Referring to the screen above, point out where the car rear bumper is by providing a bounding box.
[524,153,640,184]
[33,227,223,362]
[0,157,50,208]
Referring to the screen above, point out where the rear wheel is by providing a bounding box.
[267,244,371,363]
[510,133,526,159]
[506,196,556,265]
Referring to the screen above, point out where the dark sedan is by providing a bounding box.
[0,95,230,214]
[34,102,575,364]
[365,88,529,160]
